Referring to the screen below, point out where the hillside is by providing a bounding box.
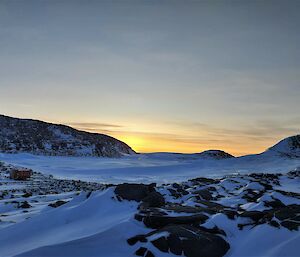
[197,150,234,159]
[0,115,135,157]
[265,135,300,158]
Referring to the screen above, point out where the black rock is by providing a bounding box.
[194,189,213,201]
[22,192,32,198]
[274,205,300,221]
[145,250,155,257]
[223,210,237,220]
[142,213,209,229]
[135,247,147,256]
[19,201,32,209]
[142,191,165,208]
[115,183,155,201]
[168,233,182,255]
[48,200,68,208]
[149,225,230,257]
[127,235,148,246]
[151,236,169,253]
[269,220,280,228]
[240,211,265,222]
[281,220,299,231]
[264,198,285,208]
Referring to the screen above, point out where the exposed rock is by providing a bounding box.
[269,220,280,228]
[281,220,298,231]
[274,205,300,221]
[194,189,213,200]
[141,191,165,208]
[48,200,68,208]
[145,250,154,257]
[127,235,148,245]
[149,225,230,257]
[22,192,32,198]
[240,211,266,222]
[0,114,135,157]
[114,183,155,201]
[135,247,147,256]
[190,177,217,185]
[151,236,169,253]
[19,201,32,209]
[139,212,209,229]
[264,198,286,208]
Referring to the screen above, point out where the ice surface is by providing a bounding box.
[0,152,299,184]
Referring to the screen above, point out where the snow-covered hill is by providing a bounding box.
[265,135,300,158]
[0,115,135,157]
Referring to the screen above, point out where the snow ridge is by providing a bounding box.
[267,135,300,158]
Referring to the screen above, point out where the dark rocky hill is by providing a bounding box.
[0,114,135,157]
[197,150,235,159]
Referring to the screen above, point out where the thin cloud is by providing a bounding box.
[67,122,123,128]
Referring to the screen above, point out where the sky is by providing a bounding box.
[0,0,299,156]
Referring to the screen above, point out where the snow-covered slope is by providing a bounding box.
[0,163,299,257]
[265,135,300,158]
[144,150,234,161]
[0,150,299,184]
[0,114,135,157]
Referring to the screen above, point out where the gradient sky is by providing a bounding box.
[0,0,299,156]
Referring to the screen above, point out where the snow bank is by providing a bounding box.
[0,188,140,257]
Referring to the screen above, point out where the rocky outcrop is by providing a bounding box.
[124,171,300,257]
[197,150,234,159]
[128,224,230,257]
[114,183,165,208]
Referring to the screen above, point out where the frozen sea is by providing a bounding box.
[1,152,299,184]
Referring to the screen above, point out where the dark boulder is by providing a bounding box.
[273,205,300,231]
[127,235,147,245]
[194,189,213,201]
[281,220,299,231]
[22,192,32,198]
[223,209,237,220]
[115,183,166,208]
[48,200,68,208]
[151,236,169,253]
[145,251,154,257]
[168,233,182,255]
[142,191,165,208]
[240,211,265,222]
[149,225,230,257]
[269,220,280,228]
[19,201,32,209]
[135,247,147,256]
[141,213,209,229]
[264,198,285,208]
[114,183,155,202]
[274,205,300,220]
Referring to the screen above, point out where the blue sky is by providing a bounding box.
[0,0,299,155]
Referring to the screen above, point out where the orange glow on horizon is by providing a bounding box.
[106,132,269,157]
[62,120,292,157]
